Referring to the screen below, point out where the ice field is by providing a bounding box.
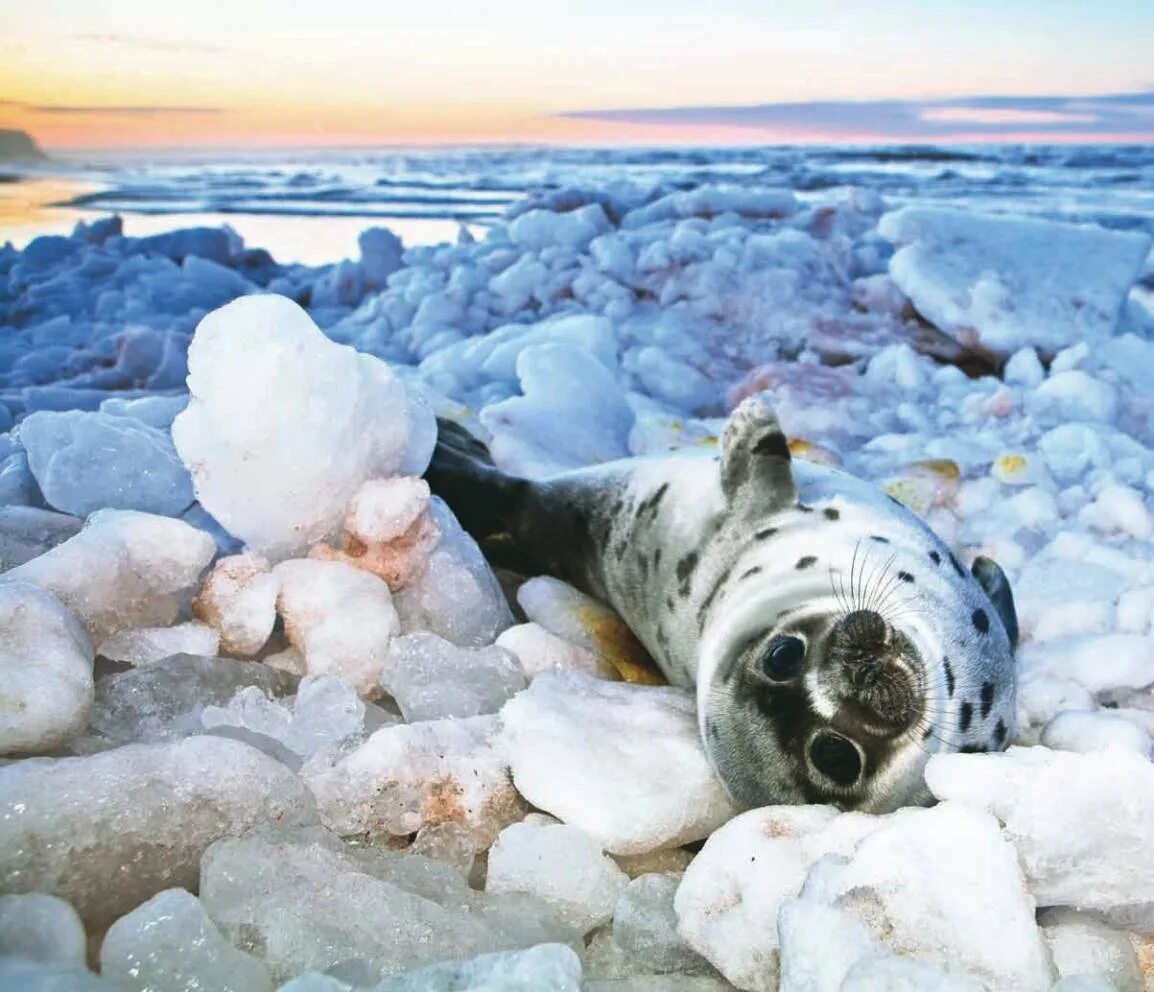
[2,144,1154,990]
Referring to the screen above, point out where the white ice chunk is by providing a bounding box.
[508,204,610,252]
[0,735,315,928]
[0,892,86,965]
[496,622,618,680]
[303,713,524,849]
[100,887,273,992]
[800,803,1053,991]
[193,552,281,657]
[392,498,513,648]
[0,582,93,755]
[90,652,295,744]
[1017,635,1154,695]
[172,294,435,560]
[674,806,881,991]
[200,826,572,982]
[0,959,114,990]
[275,558,400,696]
[20,409,195,517]
[0,506,82,572]
[380,632,525,721]
[879,207,1150,356]
[499,671,736,856]
[776,897,883,992]
[1040,908,1144,992]
[97,621,219,665]
[480,343,634,477]
[927,748,1154,931]
[3,509,215,642]
[486,819,629,935]
[612,873,711,975]
[1041,709,1152,757]
[375,943,584,992]
[201,675,379,759]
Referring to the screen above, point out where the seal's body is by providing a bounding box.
[429,395,1018,813]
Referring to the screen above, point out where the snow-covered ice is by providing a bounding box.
[303,713,524,849]
[486,817,630,935]
[0,892,87,966]
[380,632,525,721]
[879,207,1150,357]
[0,735,315,927]
[274,557,400,696]
[500,671,736,855]
[3,154,1154,989]
[100,887,274,992]
[2,508,215,641]
[0,581,93,755]
[172,294,435,560]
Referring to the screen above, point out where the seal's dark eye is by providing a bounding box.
[762,635,806,681]
[809,731,863,786]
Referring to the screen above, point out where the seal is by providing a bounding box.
[427,393,1018,813]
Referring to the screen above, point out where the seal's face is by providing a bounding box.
[703,603,943,812]
[702,583,1017,813]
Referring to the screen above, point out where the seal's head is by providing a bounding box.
[697,394,1018,813]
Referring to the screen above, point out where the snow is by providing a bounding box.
[3,159,1154,989]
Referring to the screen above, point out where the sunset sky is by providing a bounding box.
[2,0,1153,149]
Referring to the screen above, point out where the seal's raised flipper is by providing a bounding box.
[425,418,528,542]
[719,394,798,510]
[971,555,1019,650]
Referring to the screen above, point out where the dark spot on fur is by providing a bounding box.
[928,549,942,565]
[637,552,649,580]
[665,596,676,612]
[676,551,699,594]
[958,744,988,754]
[897,571,915,583]
[959,701,973,733]
[870,535,890,544]
[795,555,817,570]
[653,547,663,570]
[943,658,955,697]
[993,719,1008,747]
[823,507,840,520]
[980,681,994,718]
[972,608,989,634]
[923,724,934,740]
[755,527,778,540]
[752,431,791,460]
[708,722,721,742]
[740,565,763,581]
[948,552,965,578]
[797,503,813,513]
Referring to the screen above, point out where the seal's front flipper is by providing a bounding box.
[425,418,528,543]
[720,393,798,510]
[971,555,1019,650]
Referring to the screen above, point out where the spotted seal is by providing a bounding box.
[427,393,1018,813]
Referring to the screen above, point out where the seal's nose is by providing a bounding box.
[827,609,920,733]
[833,609,888,649]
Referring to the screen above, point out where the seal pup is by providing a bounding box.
[427,394,1018,813]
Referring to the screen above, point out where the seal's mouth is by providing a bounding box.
[821,608,925,737]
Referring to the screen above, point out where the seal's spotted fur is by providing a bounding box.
[428,394,1018,813]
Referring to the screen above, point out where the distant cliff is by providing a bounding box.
[0,129,48,161]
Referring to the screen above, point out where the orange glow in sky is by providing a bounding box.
[2,1,1152,149]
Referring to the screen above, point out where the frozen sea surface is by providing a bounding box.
[4,142,1154,263]
[2,143,1154,990]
